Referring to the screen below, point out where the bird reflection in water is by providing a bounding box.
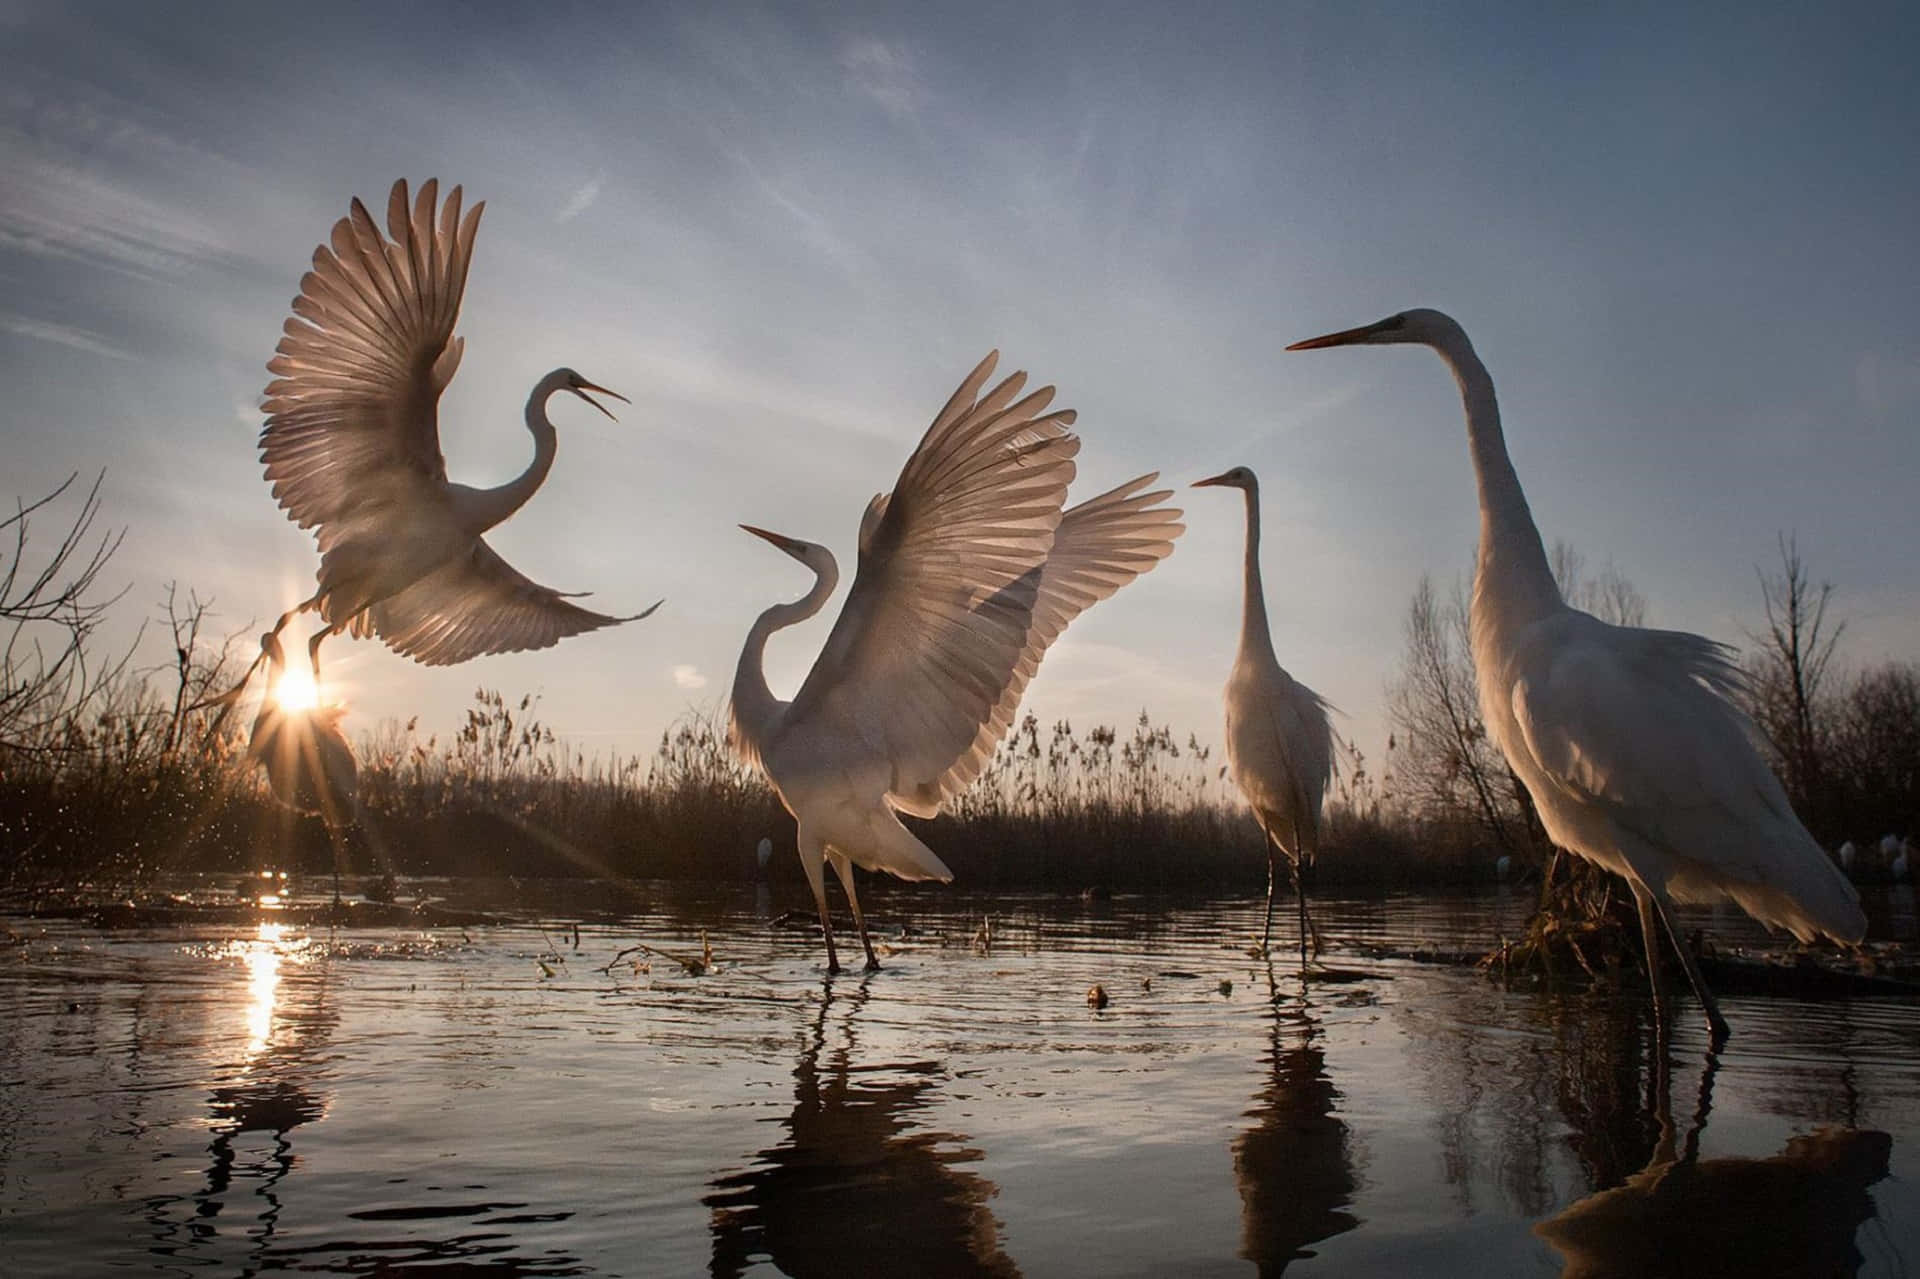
[1233,964,1360,1274]
[707,975,1020,1278]
[1535,1046,1893,1278]
[142,923,335,1268]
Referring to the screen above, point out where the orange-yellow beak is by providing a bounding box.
[740,524,802,553]
[1285,316,1400,351]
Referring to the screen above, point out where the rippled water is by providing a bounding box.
[3,880,1917,1276]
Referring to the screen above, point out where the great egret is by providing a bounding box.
[731,351,1183,971]
[1193,466,1333,960]
[257,178,652,681]
[246,631,359,900]
[1288,308,1865,1042]
[248,632,358,827]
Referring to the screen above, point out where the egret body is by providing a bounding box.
[259,179,652,679]
[731,353,1183,971]
[1193,466,1333,960]
[1288,308,1864,1041]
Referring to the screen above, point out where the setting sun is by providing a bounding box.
[274,665,319,712]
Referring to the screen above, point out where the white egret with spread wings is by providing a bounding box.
[1288,308,1865,1041]
[731,353,1184,971]
[256,178,652,681]
[1192,466,1333,961]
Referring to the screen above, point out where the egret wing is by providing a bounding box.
[1506,611,1862,940]
[905,473,1186,813]
[784,352,1081,806]
[367,539,644,666]
[260,179,483,549]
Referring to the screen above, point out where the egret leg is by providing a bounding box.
[1651,889,1731,1046]
[307,625,334,683]
[1633,883,1670,1028]
[798,831,841,973]
[828,853,880,972]
[1287,857,1323,966]
[1635,879,1729,1044]
[1261,836,1278,955]
[271,593,320,641]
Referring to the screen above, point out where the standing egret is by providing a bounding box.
[731,352,1183,971]
[247,631,359,900]
[256,178,652,682]
[1193,467,1333,961]
[1288,308,1864,1042]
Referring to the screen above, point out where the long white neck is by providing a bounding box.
[1235,483,1275,659]
[731,551,841,755]
[1429,326,1560,624]
[455,371,564,535]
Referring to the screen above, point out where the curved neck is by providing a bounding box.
[1431,329,1560,620]
[457,374,563,535]
[732,551,840,749]
[1236,484,1274,658]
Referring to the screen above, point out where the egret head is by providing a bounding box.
[553,368,630,421]
[737,522,837,572]
[1192,465,1257,492]
[1286,307,1463,351]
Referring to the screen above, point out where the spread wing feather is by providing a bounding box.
[259,179,482,546]
[900,473,1185,814]
[785,352,1081,806]
[367,540,644,666]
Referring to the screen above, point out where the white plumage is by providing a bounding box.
[1193,466,1333,959]
[1289,307,1864,1041]
[730,352,1184,971]
[257,178,650,678]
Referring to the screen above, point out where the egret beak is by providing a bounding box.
[570,379,630,421]
[1285,315,1404,351]
[1191,470,1235,488]
[740,524,802,553]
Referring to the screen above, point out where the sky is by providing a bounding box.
[3,0,1918,779]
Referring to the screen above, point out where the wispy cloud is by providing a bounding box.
[556,170,606,224]
[838,38,919,118]
[0,312,132,360]
[672,664,708,690]
[0,123,244,280]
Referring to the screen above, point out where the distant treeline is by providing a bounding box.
[1,477,1913,900]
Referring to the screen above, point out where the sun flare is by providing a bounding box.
[275,665,320,712]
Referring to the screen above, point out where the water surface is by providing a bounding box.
[3,881,1916,1275]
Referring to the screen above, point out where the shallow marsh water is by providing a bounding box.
[2,880,1917,1276]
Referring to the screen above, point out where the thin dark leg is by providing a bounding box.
[1651,889,1731,1045]
[307,626,332,682]
[1635,884,1670,1029]
[830,856,880,972]
[1286,852,1325,960]
[802,838,840,973]
[1261,838,1278,955]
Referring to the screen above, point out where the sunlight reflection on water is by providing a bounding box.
[0,881,1915,1276]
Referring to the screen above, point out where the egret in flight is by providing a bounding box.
[1193,467,1333,961]
[731,352,1184,971]
[1288,308,1865,1041]
[256,178,652,681]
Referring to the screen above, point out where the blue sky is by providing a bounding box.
[3,1,1917,778]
